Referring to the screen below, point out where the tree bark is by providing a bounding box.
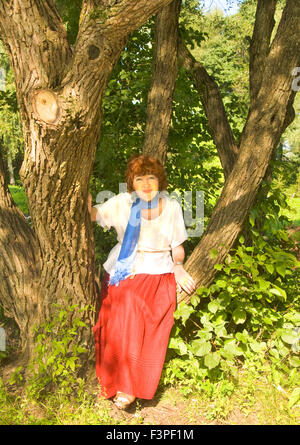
[0,143,41,358]
[143,0,181,163]
[178,37,239,181]
[249,0,277,104]
[178,0,300,303]
[0,0,174,362]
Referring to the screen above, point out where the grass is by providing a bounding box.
[181,369,299,425]
[0,362,299,425]
[8,185,29,215]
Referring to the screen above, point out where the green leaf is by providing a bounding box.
[200,313,213,329]
[224,340,244,356]
[59,310,66,321]
[236,331,249,344]
[215,312,227,324]
[69,360,76,372]
[218,293,231,308]
[269,348,280,360]
[196,287,209,297]
[216,279,227,288]
[204,351,220,369]
[209,248,219,259]
[257,254,266,262]
[288,388,300,409]
[190,294,200,307]
[191,340,211,357]
[256,277,270,291]
[196,330,212,342]
[232,308,247,325]
[289,356,300,368]
[249,341,266,353]
[215,325,228,338]
[278,343,289,357]
[168,337,188,356]
[174,302,194,326]
[280,331,299,345]
[276,264,286,277]
[208,300,219,314]
[251,266,259,279]
[249,215,255,227]
[269,286,286,301]
[284,312,300,324]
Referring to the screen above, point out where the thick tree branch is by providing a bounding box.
[249,0,277,103]
[79,0,174,41]
[143,0,181,163]
[178,37,239,180]
[0,143,41,350]
[61,0,175,118]
[0,0,72,90]
[178,0,300,304]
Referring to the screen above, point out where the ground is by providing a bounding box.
[80,372,299,425]
[0,318,299,425]
[0,357,299,425]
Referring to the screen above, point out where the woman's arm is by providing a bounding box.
[88,192,98,222]
[172,244,196,295]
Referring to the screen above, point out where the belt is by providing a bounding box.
[137,249,169,253]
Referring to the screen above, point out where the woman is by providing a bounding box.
[88,155,195,409]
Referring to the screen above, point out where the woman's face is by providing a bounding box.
[132,174,159,201]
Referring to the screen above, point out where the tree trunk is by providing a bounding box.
[0,146,41,359]
[249,0,277,104]
[143,0,181,163]
[0,0,174,364]
[178,37,239,180]
[178,0,300,303]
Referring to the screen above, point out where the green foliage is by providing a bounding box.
[0,40,23,182]
[0,375,117,425]
[11,302,94,400]
[8,185,29,215]
[55,0,82,45]
[163,184,300,394]
[190,6,254,140]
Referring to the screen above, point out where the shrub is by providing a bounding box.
[10,301,94,400]
[163,184,300,396]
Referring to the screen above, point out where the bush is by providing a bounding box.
[9,301,94,400]
[163,184,300,401]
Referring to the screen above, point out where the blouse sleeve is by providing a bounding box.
[170,199,188,249]
[93,194,120,230]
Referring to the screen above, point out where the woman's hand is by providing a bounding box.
[174,264,196,295]
[88,192,92,214]
[88,192,98,222]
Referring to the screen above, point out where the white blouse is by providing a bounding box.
[94,192,188,276]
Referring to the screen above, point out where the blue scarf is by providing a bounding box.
[109,191,160,286]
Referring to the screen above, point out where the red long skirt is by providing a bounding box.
[93,271,177,400]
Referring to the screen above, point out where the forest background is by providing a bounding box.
[0,0,299,425]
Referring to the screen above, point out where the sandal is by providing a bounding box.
[113,391,135,410]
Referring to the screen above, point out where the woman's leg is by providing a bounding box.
[113,391,136,410]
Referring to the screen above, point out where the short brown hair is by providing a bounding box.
[126,154,168,193]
